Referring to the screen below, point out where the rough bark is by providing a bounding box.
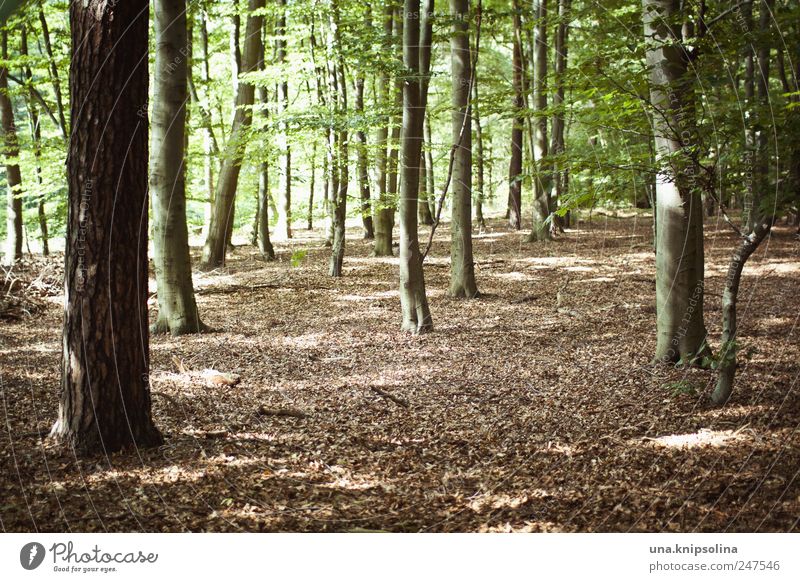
[399,0,433,333]
[51,0,163,455]
[449,0,478,298]
[643,0,708,363]
[201,0,265,269]
[0,30,23,266]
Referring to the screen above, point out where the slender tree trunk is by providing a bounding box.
[419,150,434,224]
[508,0,524,230]
[328,0,349,277]
[643,0,707,363]
[425,111,436,216]
[274,0,292,240]
[418,0,435,229]
[372,3,396,256]
[473,44,486,230]
[354,76,375,238]
[38,0,68,139]
[549,0,570,232]
[449,0,478,298]
[711,220,772,405]
[201,0,265,269]
[21,26,48,255]
[51,0,162,455]
[0,31,23,266]
[308,141,316,230]
[198,15,217,240]
[399,0,433,333]
[529,0,551,241]
[257,22,275,260]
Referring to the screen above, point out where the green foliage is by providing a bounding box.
[290,248,308,268]
[661,380,699,398]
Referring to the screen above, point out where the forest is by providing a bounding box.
[0,0,798,533]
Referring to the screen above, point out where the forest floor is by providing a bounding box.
[1,214,799,532]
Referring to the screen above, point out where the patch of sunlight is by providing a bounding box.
[469,491,550,513]
[563,266,597,273]
[698,404,771,420]
[495,271,530,281]
[747,262,800,276]
[1,342,58,355]
[336,294,371,302]
[280,333,324,349]
[578,276,617,283]
[645,428,747,449]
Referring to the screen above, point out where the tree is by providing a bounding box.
[51,0,162,455]
[398,0,433,332]
[507,0,524,230]
[327,0,349,277]
[274,0,292,240]
[201,0,266,269]
[529,0,550,241]
[642,0,707,363]
[150,0,206,335]
[372,2,398,257]
[1,30,23,266]
[449,0,478,298]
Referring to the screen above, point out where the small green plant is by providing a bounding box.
[290,249,308,268]
[662,380,698,398]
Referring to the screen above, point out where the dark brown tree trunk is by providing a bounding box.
[0,30,23,266]
[51,0,162,455]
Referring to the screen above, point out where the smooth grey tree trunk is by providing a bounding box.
[399,0,433,333]
[449,0,478,298]
[508,0,524,230]
[150,0,205,335]
[711,220,772,405]
[643,0,707,363]
[373,4,397,256]
[328,0,349,277]
[529,0,551,242]
[274,0,292,240]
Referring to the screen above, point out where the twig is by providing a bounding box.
[369,386,409,409]
[257,405,308,418]
[422,0,483,261]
